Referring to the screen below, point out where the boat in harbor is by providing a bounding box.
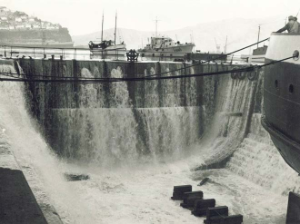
[89,13,126,60]
[138,19,194,61]
[138,36,195,61]
[261,32,300,174]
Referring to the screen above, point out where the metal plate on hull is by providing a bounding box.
[262,116,300,173]
[263,60,300,173]
[264,59,300,146]
[263,33,300,174]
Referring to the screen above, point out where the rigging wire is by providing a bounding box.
[143,37,270,78]
[0,55,294,83]
[1,36,270,81]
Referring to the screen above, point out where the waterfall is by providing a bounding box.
[5,59,300,223]
[227,112,300,195]
[49,65,203,166]
[0,61,110,224]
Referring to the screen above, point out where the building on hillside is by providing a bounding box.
[41,21,50,29]
[15,23,26,29]
[20,15,28,20]
[15,17,22,22]
[25,23,31,29]
[31,22,41,29]
[29,17,35,22]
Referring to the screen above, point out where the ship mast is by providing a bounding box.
[224,36,228,53]
[101,12,104,42]
[154,17,160,37]
[114,12,117,45]
[257,24,261,48]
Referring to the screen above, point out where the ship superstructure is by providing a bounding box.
[138,36,194,60]
[138,18,194,61]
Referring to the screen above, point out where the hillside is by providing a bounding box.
[0,6,73,47]
[72,17,285,54]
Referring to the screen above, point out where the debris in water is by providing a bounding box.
[198,177,210,186]
[64,173,90,181]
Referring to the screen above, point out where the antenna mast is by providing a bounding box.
[154,17,160,37]
[257,25,261,48]
[296,7,300,17]
[224,36,227,53]
[114,12,117,45]
[101,12,104,42]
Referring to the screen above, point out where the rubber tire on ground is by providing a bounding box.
[238,72,246,80]
[231,72,238,79]
[247,71,258,81]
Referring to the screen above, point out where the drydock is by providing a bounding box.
[0,52,298,224]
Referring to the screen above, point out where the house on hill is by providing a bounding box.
[31,22,41,29]
[28,17,35,22]
[15,23,26,30]
[15,17,22,23]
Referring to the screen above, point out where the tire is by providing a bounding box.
[247,71,258,81]
[231,72,237,79]
[238,72,246,80]
[230,66,239,79]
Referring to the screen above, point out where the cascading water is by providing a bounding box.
[48,64,203,167]
[0,61,108,223]
[2,59,300,224]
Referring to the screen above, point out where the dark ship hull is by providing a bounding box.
[262,33,300,173]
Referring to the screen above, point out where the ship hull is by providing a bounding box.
[90,44,126,60]
[262,33,300,173]
[138,44,194,61]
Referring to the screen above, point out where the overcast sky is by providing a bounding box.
[1,0,299,36]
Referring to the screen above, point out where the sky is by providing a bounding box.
[1,0,300,36]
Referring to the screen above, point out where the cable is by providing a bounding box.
[0,55,294,83]
[143,37,270,78]
[3,37,270,80]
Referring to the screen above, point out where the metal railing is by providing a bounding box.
[0,45,92,60]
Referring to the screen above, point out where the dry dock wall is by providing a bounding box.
[18,58,256,164]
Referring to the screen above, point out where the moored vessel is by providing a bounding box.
[261,32,300,173]
[89,13,126,60]
[138,36,194,61]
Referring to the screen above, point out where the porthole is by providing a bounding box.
[289,84,294,93]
